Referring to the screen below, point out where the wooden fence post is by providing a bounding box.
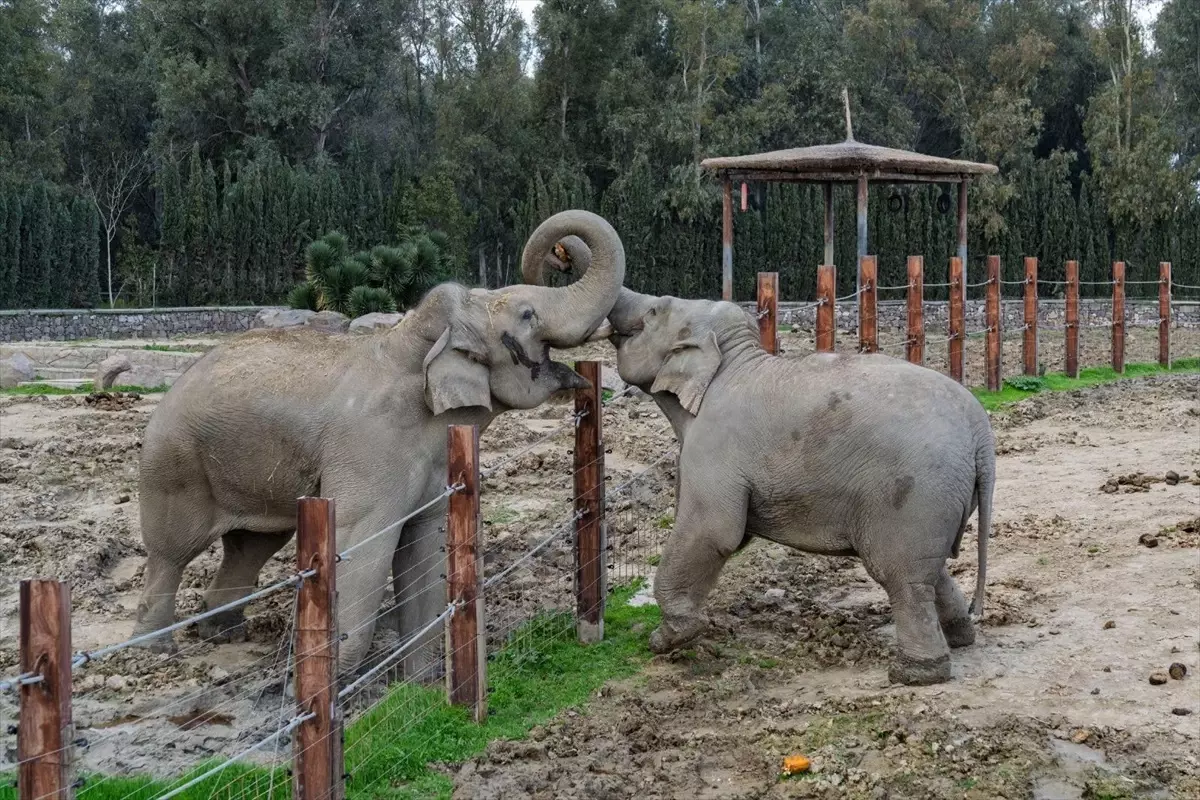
[949,257,964,383]
[906,256,924,365]
[18,579,73,800]
[573,361,605,644]
[1023,257,1038,375]
[1159,262,1171,368]
[1065,260,1079,378]
[756,272,779,355]
[858,256,877,354]
[446,424,485,722]
[986,255,1001,391]
[1112,261,1125,373]
[293,497,340,800]
[816,265,835,353]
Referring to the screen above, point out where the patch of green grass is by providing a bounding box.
[1,582,660,800]
[971,357,1200,411]
[483,506,520,525]
[601,388,613,402]
[646,554,662,567]
[1,382,169,396]
[655,514,674,529]
[142,343,207,353]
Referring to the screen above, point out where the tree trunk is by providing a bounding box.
[105,230,114,308]
[478,248,486,288]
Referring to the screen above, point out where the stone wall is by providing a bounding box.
[0,306,283,342]
[740,299,1200,331]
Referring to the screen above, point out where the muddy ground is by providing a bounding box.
[1,327,1197,799]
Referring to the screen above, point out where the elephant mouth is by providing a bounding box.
[501,333,589,390]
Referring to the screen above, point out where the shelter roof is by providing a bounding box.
[700,139,998,183]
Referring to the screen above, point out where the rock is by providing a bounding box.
[94,355,133,390]
[0,352,37,388]
[104,675,128,691]
[1090,688,1100,695]
[1149,671,1169,685]
[1138,533,1159,548]
[1103,620,1115,629]
[1071,728,1091,743]
[349,312,403,334]
[305,310,350,333]
[1165,471,1180,485]
[114,494,131,505]
[1171,708,1193,716]
[255,308,314,329]
[209,666,230,682]
[1169,662,1187,680]
[122,366,168,390]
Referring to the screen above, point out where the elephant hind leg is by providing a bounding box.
[934,564,975,648]
[199,529,294,642]
[863,554,952,686]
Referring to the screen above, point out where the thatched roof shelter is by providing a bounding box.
[699,93,999,300]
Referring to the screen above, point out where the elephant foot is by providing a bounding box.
[941,617,976,649]
[197,612,248,644]
[131,632,179,654]
[888,652,951,686]
[649,616,707,655]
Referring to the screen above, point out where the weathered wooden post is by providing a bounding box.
[18,579,73,800]
[721,176,733,301]
[1023,257,1038,375]
[1065,260,1080,378]
[1112,261,1125,374]
[446,424,485,722]
[906,256,924,365]
[948,257,965,383]
[573,361,606,644]
[1159,262,1171,368]
[293,497,340,800]
[757,272,779,355]
[816,264,835,353]
[985,256,1002,391]
[858,256,877,354]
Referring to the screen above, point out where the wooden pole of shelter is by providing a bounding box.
[293,497,340,800]
[573,361,606,644]
[1023,257,1039,376]
[721,176,733,301]
[1065,260,1080,378]
[906,256,924,365]
[757,272,779,354]
[18,579,73,800]
[948,257,965,383]
[816,265,835,352]
[858,256,877,354]
[856,176,868,295]
[1159,262,1171,368]
[822,183,835,268]
[985,255,1001,392]
[741,181,748,212]
[957,178,969,308]
[1111,261,1125,374]
[446,425,486,722]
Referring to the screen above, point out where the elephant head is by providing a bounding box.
[414,209,625,413]
[522,231,757,415]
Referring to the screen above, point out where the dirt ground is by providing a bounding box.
[1,327,1198,799]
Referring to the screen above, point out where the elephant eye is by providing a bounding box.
[521,308,534,322]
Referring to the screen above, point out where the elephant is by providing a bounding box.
[525,238,994,686]
[132,209,625,676]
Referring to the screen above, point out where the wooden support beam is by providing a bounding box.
[721,177,733,301]
[757,272,779,355]
[18,579,73,800]
[986,255,1001,392]
[855,177,869,292]
[948,257,964,383]
[293,497,340,800]
[446,424,485,722]
[1159,262,1171,368]
[1112,261,1125,374]
[573,361,605,644]
[906,256,924,365]
[1065,260,1079,378]
[1023,257,1038,376]
[822,183,834,268]
[858,256,877,354]
[816,264,835,353]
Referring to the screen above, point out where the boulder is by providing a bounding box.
[305,310,350,334]
[122,366,169,390]
[255,308,315,329]
[0,352,37,388]
[94,354,133,391]
[349,312,403,334]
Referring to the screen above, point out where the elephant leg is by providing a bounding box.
[649,479,749,655]
[870,567,951,686]
[934,564,975,648]
[334,510,410,674]
[392,511,447,683]
[198,530,294,643]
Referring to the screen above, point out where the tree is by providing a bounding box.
[82,150,150,306]
[1156,0,1200,161]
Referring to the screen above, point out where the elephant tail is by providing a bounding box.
[968,427,995,619]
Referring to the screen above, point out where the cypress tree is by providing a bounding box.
[157,154,185,305]
[0,188,12,308]
[21,185,52,308]
[49,200,72,306]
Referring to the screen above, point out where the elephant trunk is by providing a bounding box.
[519,211,625,347]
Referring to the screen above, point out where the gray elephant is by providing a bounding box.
[132,210,625,676]
[526,240,993,686]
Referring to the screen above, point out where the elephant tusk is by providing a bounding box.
[585,319,613,342]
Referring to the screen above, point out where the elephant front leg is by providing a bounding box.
[392,511,448,683]
[650,481,749,655]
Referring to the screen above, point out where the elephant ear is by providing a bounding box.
[423,326,492,415]
[651,331,721,415]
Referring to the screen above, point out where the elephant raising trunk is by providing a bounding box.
[132,210,625,676]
